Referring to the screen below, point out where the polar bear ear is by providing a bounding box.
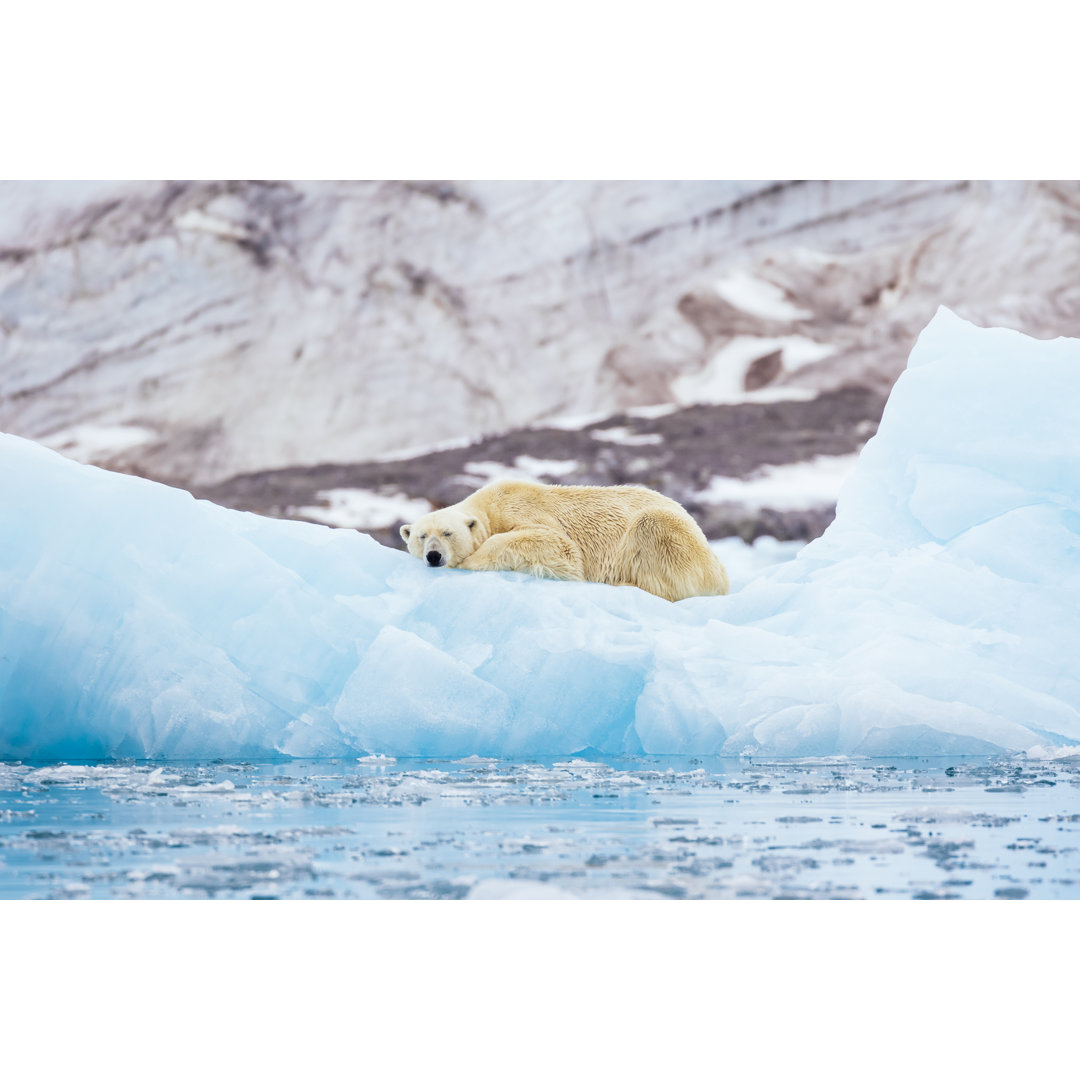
[467,519,477,531]
[400,524,411,542]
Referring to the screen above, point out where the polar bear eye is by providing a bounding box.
[419,533,427,540]
[442,531,451,538]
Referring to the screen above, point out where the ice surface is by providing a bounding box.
[2,309,1079,761]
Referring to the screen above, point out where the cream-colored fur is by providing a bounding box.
[400,480,729,602]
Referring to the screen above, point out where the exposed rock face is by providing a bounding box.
[4,180,1079,489]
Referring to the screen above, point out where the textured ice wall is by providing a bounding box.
[1,309,1079,760]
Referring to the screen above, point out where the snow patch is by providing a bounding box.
[589,427,664,446]
[296,490,433,529]
[174,209,252,242]
[463,458,578,484]
[625,404,679,420]
[713,269,812,321]
[513,456,579,477]
[539,412,613,432]
[39,424,157,463]
[673,335,835,405]
[699,455,860,510]
[1023,744,1080,762]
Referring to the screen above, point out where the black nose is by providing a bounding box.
[426,551,443,567]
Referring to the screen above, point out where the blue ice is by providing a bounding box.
[2,309,1079,761]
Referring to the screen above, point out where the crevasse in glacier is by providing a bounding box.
[1,309,1079,760]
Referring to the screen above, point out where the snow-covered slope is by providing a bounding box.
[1,311,1078,761]
[3,180,1079,488]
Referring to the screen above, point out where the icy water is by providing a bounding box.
[1,755,1078,899]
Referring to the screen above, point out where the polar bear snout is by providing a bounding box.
[423,534,452,566]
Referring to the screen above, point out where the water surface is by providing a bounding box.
[1,755,1077,899]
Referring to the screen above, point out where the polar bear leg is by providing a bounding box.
[616,508,729,602]
[459,528,585,581]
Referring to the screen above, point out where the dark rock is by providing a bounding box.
[743,349,784,391]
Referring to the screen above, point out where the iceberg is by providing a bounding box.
[2,309,1079,761]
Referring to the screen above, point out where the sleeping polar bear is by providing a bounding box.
[400,479,729,603]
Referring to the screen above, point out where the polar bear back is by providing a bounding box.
[459,480,727,599]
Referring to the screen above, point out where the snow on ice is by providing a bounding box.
[1,309,1079,761]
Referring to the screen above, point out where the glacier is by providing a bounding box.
[2,308,1079,761]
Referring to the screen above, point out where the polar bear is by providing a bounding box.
[400,480,729,602]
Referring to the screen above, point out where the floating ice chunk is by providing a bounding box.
[2,308,1080,760]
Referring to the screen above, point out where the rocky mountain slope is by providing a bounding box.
[4,180,1079,492]
[2,180,1078,546]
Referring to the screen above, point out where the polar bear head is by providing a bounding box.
[400,508,485,568]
